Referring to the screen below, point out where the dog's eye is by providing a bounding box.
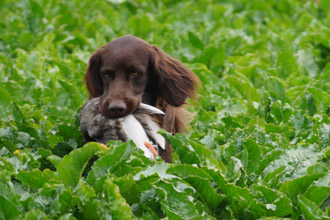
[131,72,140,77]
[104,73,112,78]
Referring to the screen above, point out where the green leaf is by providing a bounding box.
[221,183,268,219]
[262,166,286,187]
[11,102,26,130]
[168,165,226,212]
[0,86,12,106]
[0,86,13,117]
[256,149,282,180]
[252,185,293,217]
[224,73,261,103]
[241,139,262,176]
[0,195,20,220]
[47,155,62,167]
[160,131,201,165]
[268,78,287,102]
[279,173,325,204]
[52,142,74,157]
[298,194,330,220]
[320,124,330,147]
[58,79,84,108]
[196,46,226,73]
[86,141,135,186]
[56,124,82,146]
[304,174,330,205]
[16,169,54,189]
[56,142,105,187]
[185,176,225,211]
[80,199,108,220]
[225,156,243,183]
[304,185,330,206]
[103,178,134,220]
[306,93,317,116]
[114,174,140,204]
[29,0,44,17]
[32,183,73,217]
[21,209,49,220]
[73,180,96,206]
[155,180,213,219]
[58,188,80,214]
[296,49,318,78]
[190,139,224,169]
[277,50,297,78]
[263,145,322,181]
[134,163,176,181]
[58,214,77,220]
[188,32,204,50]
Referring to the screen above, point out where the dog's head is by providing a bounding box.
[84,35,198,118]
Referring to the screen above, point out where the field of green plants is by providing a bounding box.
[1,0,330,219]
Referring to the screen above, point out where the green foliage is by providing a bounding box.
[1,0,330,219]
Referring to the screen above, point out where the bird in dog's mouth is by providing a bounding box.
[80,97,165,160]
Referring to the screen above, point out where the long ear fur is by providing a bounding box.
[150,46,199,106]
[84,48,104,98]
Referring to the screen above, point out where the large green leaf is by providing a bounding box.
[56,143,105,187]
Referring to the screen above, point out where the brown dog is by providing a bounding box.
[83,35,198,162]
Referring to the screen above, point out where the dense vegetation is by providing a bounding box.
[1,0,330,219]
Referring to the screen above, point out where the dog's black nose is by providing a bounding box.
[108,101,127,115]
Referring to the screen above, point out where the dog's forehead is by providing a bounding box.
[106,36,150,54]
[108,36,149,46]
[102,37,151,69]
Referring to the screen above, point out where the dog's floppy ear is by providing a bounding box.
[84,48,104,98]
[150,46,198,106]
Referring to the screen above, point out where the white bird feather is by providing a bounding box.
[120,115,155,158]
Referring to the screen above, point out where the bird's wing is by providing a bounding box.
[80,97,119,143]
[120,115,154,159]
[134,114,166,150]
[135,103,164,115]
[80,98,103,138]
